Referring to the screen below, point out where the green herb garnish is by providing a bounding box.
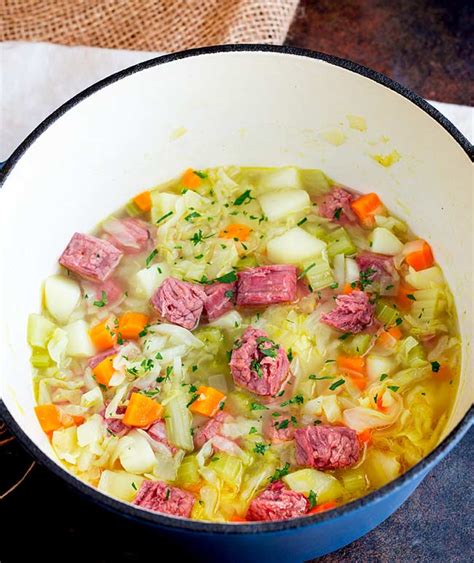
[298,262,316,279]
[145,248,158,267]
[430,361,441,373]
[308,490,317,510]
[253,443,269,455]
[93,290,108,308]
[156,210,173,224]
[233,190,254,206]
[270,463,290,482]
[329,378,345,391]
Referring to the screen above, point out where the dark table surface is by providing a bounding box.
[286,0,473,105]
[2,1,473,561]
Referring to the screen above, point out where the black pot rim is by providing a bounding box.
[0,44,473,535]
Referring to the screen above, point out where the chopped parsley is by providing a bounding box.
[194,254,204,260]
[430,361,441,373]
[338,332,351,340]
[309,374,334,381]
[297,217,308,226]
[190,229,215,245]
[406,294,416,301]
[387,385,400,392]
[145,248,158,267]
[333,207,343,220]
[330,282,339,289]
[185,211,202,222]
[93,290,108,308]
[256,336,279,358]
[329,378,345,391]
[127,367,139,375]
[155,352,163,360]
[131,482,137,491]
[140,358,154,372]
[191,364,198,372]
[186,393,200,408]
[385,284,394,291]
[224,290,235,299]
[138,327,148,338]
[193,170,208,179]
[270,463,291,482]
[250,402,268,411]
[166,366,173,378]
[215,271,238,283]
[165,487,171,500]
[379,373,389,381]
[287,348,294,362]
[250,359,263,378]
[249,426,258,434]
[233,190,254,206]
[156,210,173,224]
[359,267,376,289]
[253,443,269,455]
[275,419,289,430]
[280,394,304,407]
[308,490,317,510]
[298,262,316,279]
[395,317,403,326]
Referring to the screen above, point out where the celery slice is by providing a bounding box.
[303,222,328,240]
[303,253,335,291]
[375,300,401,327]
[326,228,357,259]
[340,334,372,356]
[237,254,259,269]
[30,348,52,368]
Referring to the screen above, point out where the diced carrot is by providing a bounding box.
[337,356,366,377]
[434,365,452,380]
[351,193,384,227]
[182,168,202,190]
[89,317,117,352]
[133,191,152,212]
[189,386,226,417]
[358,429,372,444]
[92,355,116,387]
[405,241,434,271]
[376,326,403,348]
[230,515,248,523]
[219,223,252,241]
[396,281,415,311]
[123,392,163,427]
[72,415,86,426]
[342,283,356,294]
[35,404,63,433]
[308,501,337,515]
[351,376,368,391]
[376,393,388,413]
[118,312,149,340]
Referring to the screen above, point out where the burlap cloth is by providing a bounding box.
[0,0,299,52]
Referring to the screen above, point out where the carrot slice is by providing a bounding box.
[376,393,388,413]
[230,515,248,523]
[337,356,366,377]
[433,365,452,380]
[189,386,226,417]
[133,191,152,212]
[118,312,149,340]
[308,501,337,514]
[351,376,368,391]
[405,241,434,271]
[92,355,116,387]
[35,404,63,433]
[123,392,163,427]
[351,193,384,227]
[396,281,415,311]
[182,168,202,190]
[376,326,403,348]
[358,429,372,444]
[219,223,252,241]
[89,317,117,352]
[342,283,356,294]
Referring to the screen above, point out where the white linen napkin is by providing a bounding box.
[1,41,472,161]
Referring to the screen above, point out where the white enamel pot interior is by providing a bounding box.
[0,46,472,533]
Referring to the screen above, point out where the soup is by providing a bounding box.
[28,166,459,522]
